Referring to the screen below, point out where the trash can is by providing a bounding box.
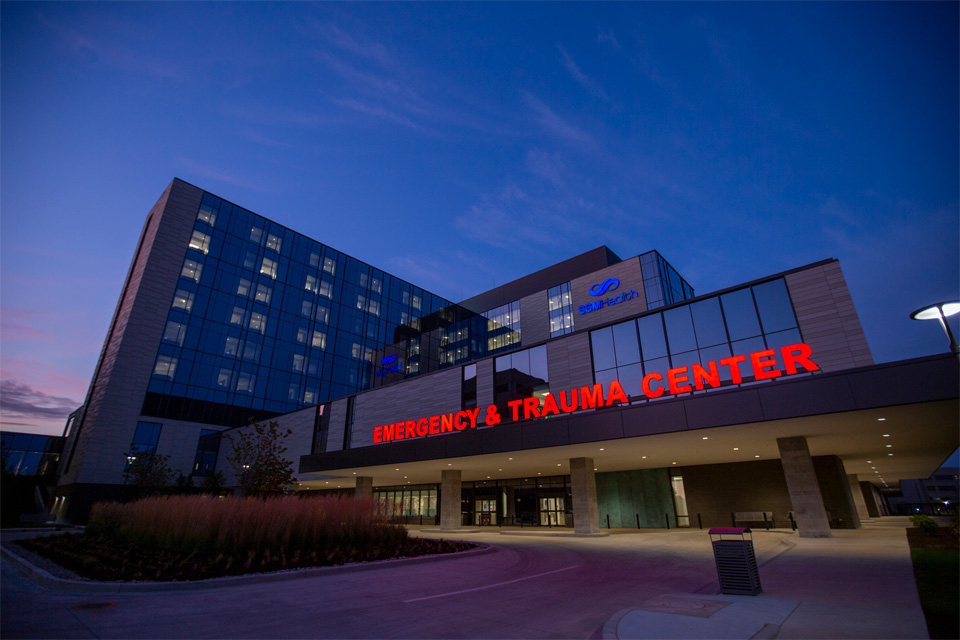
[708,527,762,596]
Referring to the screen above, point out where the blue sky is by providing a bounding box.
[1,2,958,445]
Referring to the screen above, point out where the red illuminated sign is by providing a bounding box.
[372,343,819,444]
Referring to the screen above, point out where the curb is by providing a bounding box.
[1,540,496,593]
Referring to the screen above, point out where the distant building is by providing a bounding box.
[888,467,959,515]
[55,179,960,536]
[1,431,64,477]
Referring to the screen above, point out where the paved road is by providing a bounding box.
[1,523,928,639]
[2,528,750,639]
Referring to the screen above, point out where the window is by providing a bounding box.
[181,258,202,282]
[197,204,217,226]
[217,368,232,388]
[193,429,220,477]
[343,396,356,449]
[265,233,282,252]
[462,363,477,411]
[494,345,548,419]
[292,354,304,373]
[260,257,277,279]
[312,331,327,349]
[249,311,266,333]
[237,278,252,297]
[127,421,162,467]
[230,306,245,326]
[312,403,331,454]
[189,230,211,254]
[162,321,186,346]
[309,252,321,268]
[305,274,318,294]
[243,251,257,269]
[172,289,195,312]
[296,327,308,344]
[322,256,336,275]
[318,279,333,298]
[484,300,521,353]
[255,283,272,304]
[249,226,263,244]
[153,355,177,379]
[548,283,574,337]
[224,336,240,357]
[236,371,255,392]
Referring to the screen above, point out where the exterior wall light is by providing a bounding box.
[910,301,960,357]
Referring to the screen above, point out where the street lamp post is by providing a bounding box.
[910,301,960,359]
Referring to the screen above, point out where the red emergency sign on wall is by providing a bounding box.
[372,343,819,444]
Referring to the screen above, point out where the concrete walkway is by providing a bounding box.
[0,518,928,639]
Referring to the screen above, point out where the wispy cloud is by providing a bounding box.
[0,380,80,420]
[173,158,268,192]
[330,98,429,133]
[36,10,184,81]
[315,22,396,68]
[598,28,622,51]
[523,92,597,150]
[557,45,610,103]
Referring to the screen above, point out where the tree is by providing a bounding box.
[199,470,227,495]
[122,452,175,497]
[225,420,294,496]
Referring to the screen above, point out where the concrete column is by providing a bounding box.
[570,457,600,534]
[847,474,870,523]
[355,476,372,498]
[859,481,882,517]
[777,436,831,538]
[439,469,462,531]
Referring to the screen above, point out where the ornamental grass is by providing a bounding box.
[86,494,406,556]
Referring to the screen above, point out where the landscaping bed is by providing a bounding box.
[16,532,471,582]
[14,494,473,582]
[907,523,959,640]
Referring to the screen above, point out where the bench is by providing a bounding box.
[731,511,776,529]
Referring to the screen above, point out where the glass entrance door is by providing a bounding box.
[539,497,564,526]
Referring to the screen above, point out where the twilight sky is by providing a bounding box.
[1,2,958,438]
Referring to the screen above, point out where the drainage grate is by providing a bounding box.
[72,602,117,610]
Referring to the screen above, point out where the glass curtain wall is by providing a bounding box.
[591,278,804,400]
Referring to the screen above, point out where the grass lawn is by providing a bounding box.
[908,528,959,640]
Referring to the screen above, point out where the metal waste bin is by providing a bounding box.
[708,527,762,596]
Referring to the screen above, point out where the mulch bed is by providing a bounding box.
[15,533,474,582]
[906,526,959,550]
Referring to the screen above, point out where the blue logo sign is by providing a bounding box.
[381,354,398,365]
[589,278,620,297]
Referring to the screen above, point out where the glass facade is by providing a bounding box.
[144,191,453,426]
[192,429,221,476]
[373,484,437,522]
[591,278,804,399]
[494,344,549,419]
[548,282,574,337]
[640,250,695,310]
[0,432,63,477]
[127,421,162,466]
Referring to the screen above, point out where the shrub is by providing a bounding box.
[86,494,405,556]
[911,513,940,536]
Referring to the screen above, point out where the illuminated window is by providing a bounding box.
[318,279,333,298]
[296,328,308,344]
[305,274,318,294]
[162,321,185,346]
[249,311,265,333]
[351,342,362,359]
[189,230,210,254]
[236,372,255,392]
[312,331,326,349]
[153,355,177,379]
[229,307,245,326]
[255,283,272,304]
[301,300,313,317]
[249,226,263,244]
[197,205,216,226]
[316,304,330,324]
[292,354,304,372]
[237,278,252,297]
[181,258,202,282]
[548,283,574,338]
[224,337,240,356]
[260,257,277,279]
[266,233,281,252]
[309,252,321,268]
[216,368,232,388]
[303,389,316,404]
[243,251,257,269]
[322,256,336,275]
[172,289,195,312]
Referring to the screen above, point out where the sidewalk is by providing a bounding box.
[605,519,928,639]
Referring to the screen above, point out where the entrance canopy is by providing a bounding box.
[299,354,958,491]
